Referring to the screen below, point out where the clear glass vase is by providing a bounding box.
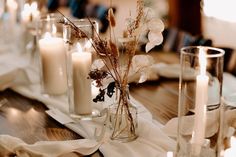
[109,85,138,142]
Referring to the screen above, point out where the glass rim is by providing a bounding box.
[71,18,98,27]
[180,46,225,58]
[39,13,63,22]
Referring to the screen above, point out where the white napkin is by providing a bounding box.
[0,135,101,157]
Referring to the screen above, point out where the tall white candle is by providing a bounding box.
[191,48,209,155]
[38,33,67,95]
[71,46,92,115]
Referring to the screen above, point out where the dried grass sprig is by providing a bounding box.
[108,8,116,27]
[57,0,164,141]
[57,10,120,83]
[127,0,144,37]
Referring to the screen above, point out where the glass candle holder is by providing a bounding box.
[37,13,68,96]
[65,19,99,120]
[177,46,225,157]
[21,1,41,58]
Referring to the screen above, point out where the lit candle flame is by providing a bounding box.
[46,15,50,21]
[84,40,92,50]
[199,48,207,76]
[230,136,236,148]
[44,32,52,39]
[76,43,83,53]
[31,2,38,11]
[52,24,57,35]
[23,3,31,12]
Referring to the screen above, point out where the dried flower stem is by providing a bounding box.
[57,10,120,83]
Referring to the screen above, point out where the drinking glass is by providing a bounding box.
[177,46,225,157]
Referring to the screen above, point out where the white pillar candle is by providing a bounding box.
[191,48,209,155]
[30,2,40,20]
[224,137,236,157]
[21,3,31,23]
[72,50,92,115]
[38,33,67,95]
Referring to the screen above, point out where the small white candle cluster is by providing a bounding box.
[21,2,40,24]
[38,22,93,115]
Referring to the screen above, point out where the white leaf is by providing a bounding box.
[138,71,148,83]
[145,42,156,52]
[148,19,165,32]
[91,59,105,69]
[148,31,163,45]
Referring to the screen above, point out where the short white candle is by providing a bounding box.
[71,45,92,115]
[224,137,236,157]
[191,48,209,155]
[38,33,67,95]
[21,2,40,24]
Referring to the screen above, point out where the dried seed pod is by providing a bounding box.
[109,40,119,58]
[108,8,116,27]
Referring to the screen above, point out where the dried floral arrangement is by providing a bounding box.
[58,0,164,140]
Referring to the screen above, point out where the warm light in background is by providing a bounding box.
[203,0,236,22]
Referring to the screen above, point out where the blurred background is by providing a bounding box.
[1,0,236,73]
[43,0,236,51]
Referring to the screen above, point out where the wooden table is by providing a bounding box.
[0,52,180,156]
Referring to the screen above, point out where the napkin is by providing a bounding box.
[0,135,101,157]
